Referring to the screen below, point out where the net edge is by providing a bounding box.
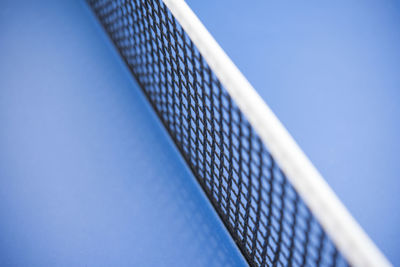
[161,0,392,266]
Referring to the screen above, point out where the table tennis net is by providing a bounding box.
[88,0,350,266]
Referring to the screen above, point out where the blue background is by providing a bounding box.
[0,1,245,266]
[1,0,399,266]
[186,0,400,265]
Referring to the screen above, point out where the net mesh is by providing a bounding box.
[88,0,349,266]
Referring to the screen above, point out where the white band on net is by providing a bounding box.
[162,0,392,266]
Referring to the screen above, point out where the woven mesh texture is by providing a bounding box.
[88,1,349,266]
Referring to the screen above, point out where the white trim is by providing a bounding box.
[162,0,392,266]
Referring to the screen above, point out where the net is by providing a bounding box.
[88,1,364,266]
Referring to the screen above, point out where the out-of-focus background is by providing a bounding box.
[0,1,246,266]
[186,0,400,264]
[1,0,399,266]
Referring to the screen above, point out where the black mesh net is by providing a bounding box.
[88,0,349,266]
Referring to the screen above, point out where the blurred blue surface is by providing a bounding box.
[186,0,400,265]
[0,1,246,266]
[1,0,399,266]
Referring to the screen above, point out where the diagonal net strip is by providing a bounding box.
[88,0,350,266]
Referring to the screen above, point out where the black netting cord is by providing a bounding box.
[88,1,349,266]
